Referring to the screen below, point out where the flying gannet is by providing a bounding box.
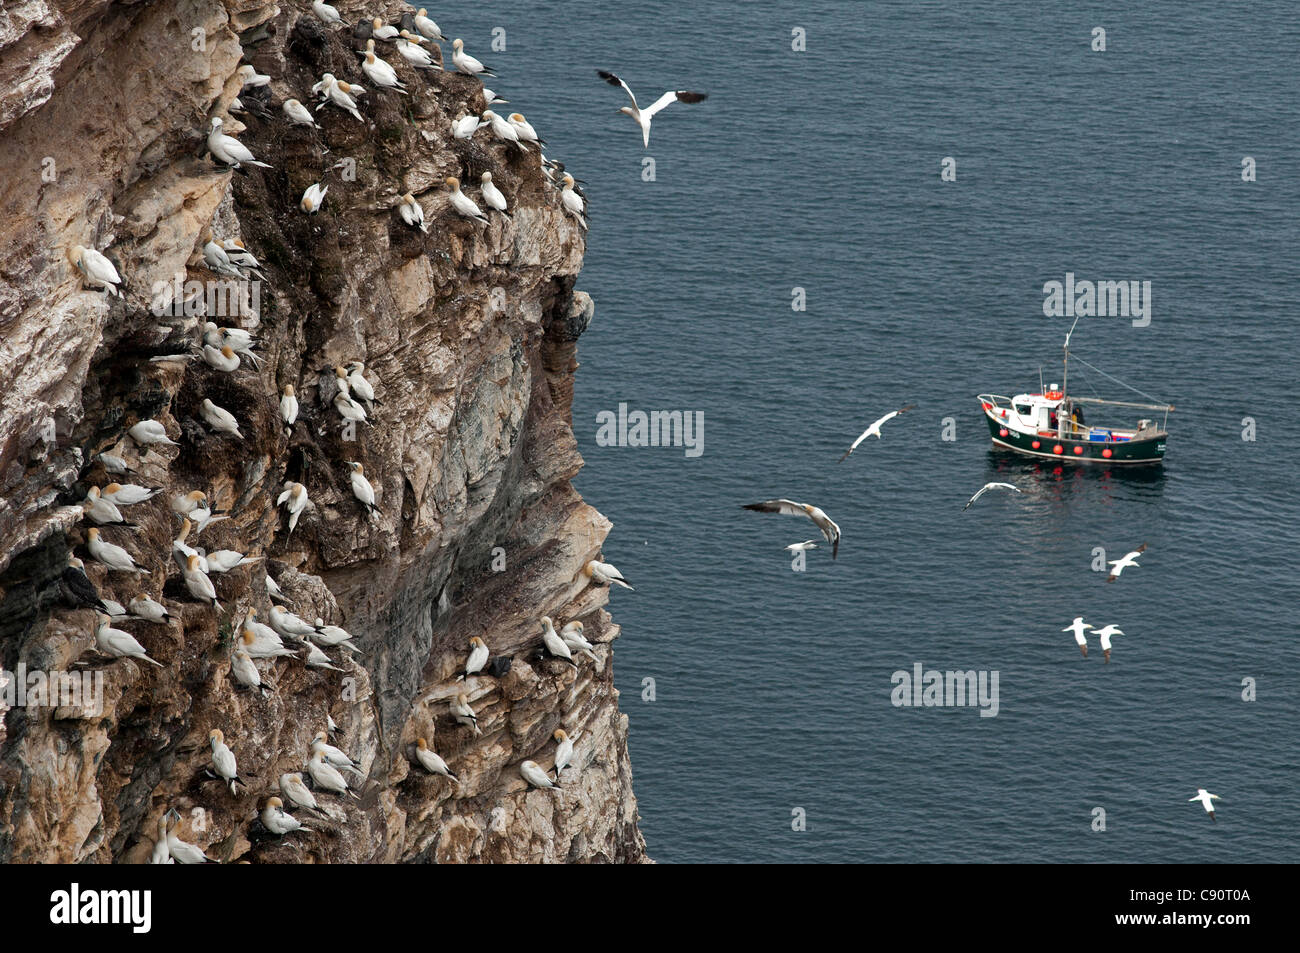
[742,499,841,559]
[837,404,918,461]
[399,192,428,232]
[451,38,494,76]
[1093,624,1124,663]
[1062,616,1090,657]
[596,70,708,148]
[520,760,558,790]
[962,482,1021,512]
[414,738,458,782]
[1189,788,1222,821]
[207,117,272,169]
[86,527,149,574]
[1107,544,1148,583]
[95,614,163,666]
[68,244,122,296]
[784,540,819,552]
[444,176,489,224]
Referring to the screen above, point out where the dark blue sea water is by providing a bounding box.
[458,1,1300,861]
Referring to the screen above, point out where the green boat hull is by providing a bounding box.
[982,412,1166,465]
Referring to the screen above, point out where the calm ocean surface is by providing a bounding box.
[455,1,1300,861]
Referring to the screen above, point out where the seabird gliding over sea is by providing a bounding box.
[837,404,917,461]
[742,499,841,558]
[962,482,1021,511]
[596,70,708,147]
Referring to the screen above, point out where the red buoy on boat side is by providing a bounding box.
[1073,445,1083,455]
[999,428,1008,437]
[1102,448,1113,458]
[1053,444,1063,454]
[1031,440,1041,449]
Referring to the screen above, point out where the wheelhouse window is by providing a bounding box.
[1014,403,1033,416]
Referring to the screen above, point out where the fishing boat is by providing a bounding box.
[977,320,1174,465]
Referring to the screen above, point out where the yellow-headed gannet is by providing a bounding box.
[1093,624,1124,663]
[86,527,150,574]
[459,636,489,680]
[101,482,159,506]
[129,419,179,447]
[1063,617,1090,657]
[507,113,544,147]
[80,486,133,526]
[310,731,365,778]
[209,728,244,794]
[229,648,265,692]
[596,70,708,147]
[202,343,241,372]
[171,518,208,574]
[269,603,318,641]
[581,559,634,590]
[306,750,357,797]
[1107,543,1148,582]
[348,461,379,514]
[451,693,481,734]
[300,182,328,214]
[399,192,428,232]
[207,116,272,169]
[520,760,558,790]
[451,38,494,76]
[444,176,489,224]
[312,0,343,27]
[480,109,525,150]
[237,64,271,88]
[151,815,174,864]
[362,43,408,92]
[277,482,309,534]
[414,10,447,42]
[1189,788,1222,821]
[310,618,361,654]
[479,172,508,214]
[837,404,918,461]
[200,398,244,439]
[452,113,482,139]
[303,639,347,671]
[280,385,299,432]
[395,31,440,70]
[282,97,320,127]
[240,626,293,660]
[552,729,575,778]
[742,499,841,558]
[218,325,263,365]
[539,616,578,667]
[207,549,260,573]
[559,174,587,229]
[68,244,122,296]
[371,16,398,40]
[313,74,364,122]
[128,595,170,624]
[344,362,376,403]
[962,482,1021,511]
[560,621,598,661]
[262,796,313,835]
[95,614,163,666]
[171,490,207,517]
[202,231,242,277]
[414,737,458,782]
[280,772,323,814]
[164,809,217,863]
[332,374,369,423]
[183,554,222,610]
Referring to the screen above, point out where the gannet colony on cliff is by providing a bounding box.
[0,0,707,865]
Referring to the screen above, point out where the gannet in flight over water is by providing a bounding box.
[1062,616,1090,657]
[742,499,841,558]
[962,482,1021,512]
[1092,624,1123,663]
[1106,543,1148,582]
[596,70,708,147]
[837,404,917,461]
[1189,788,1222,821]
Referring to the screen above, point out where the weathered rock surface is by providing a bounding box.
[0,1,646,863]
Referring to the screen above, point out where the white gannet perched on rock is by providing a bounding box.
[282,97,320,127]
[277,481,309,534]
[302,639,346,671]
[306,750,357,797]
[451,113,482,139]
[450,693,481,734]
[1189,788,1222,821]
[413,9,447,42]
[209,728,244,794]
[332,381,369,425]
[507,112,544,147]
[171,518,207,573]
[183,554,221,610]
[206,548,261,573]
[269,603,318,641]
[310,618,361,654]
[128,595,170,624]
[560,621,598,661]
[1107,543,1148,582]
[539,616,578,667]
[361,40,407,92]
[300,182,328,214]
[242,607,285,647]
[348,461,379,515]
[559,174,587,229]
[164,810,217,863]
[95,614,163,666]
[86,527,149,574]
[399,192,428,232]
[370,16,398,41]
[102,599,129,618]
[444,176,489,224]
[344,362,376,404]
[68,244,122,296]
[101,482,159,506]
[1093,624,1124,663]
[312,73,364,122]
[395,30,441,69]
[202,230,242,277]
[280,772,323,815]
[962,482,1021,512]
[742,499,842,559]
[219,326,262,366]
[151,815,174,864]
[310,731,364,778]
[265,573,288,603]
[219,240,266,279]
[581,559,633,591]
[552,729,575,778]
[837,404,918,461]
[200,398,244,439]
[479,172,508,215]
[170,490,208,518]
[207,116,272,169]
[129,419,179,448]
[237,64,271,88]
[596,70,708,148]
[95,451,134,474]
[311,0,342,26]
[202,343,241,372]
[450,37,494,76]
[80,486,133,526]
[482,87,508,107]
[229,648,265,693]
[280,384,299,433]
[480,109,525,150]
[414,737,458,782]
[459,636,489,680]
[262,797,312,835]
[1062,616,1090,657]
[520,760,558,790]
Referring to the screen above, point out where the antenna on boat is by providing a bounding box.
[1062,316,1080,398]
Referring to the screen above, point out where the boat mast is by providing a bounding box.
[1062,316,1080,399]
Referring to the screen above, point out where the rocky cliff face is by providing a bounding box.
[0,0,646,863]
